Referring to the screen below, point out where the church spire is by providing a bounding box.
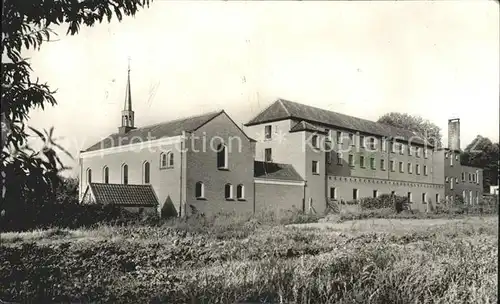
[119,58,136,135]
[124,58,132,111]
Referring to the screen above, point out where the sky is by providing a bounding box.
[24,1,499,177]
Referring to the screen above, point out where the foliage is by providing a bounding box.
[377,112,442,147]
[0,216,497,303]
[461,136,499,192]
[1,0,151,237]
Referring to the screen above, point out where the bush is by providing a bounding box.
[358,194,409,212]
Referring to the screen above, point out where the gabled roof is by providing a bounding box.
[290,120,327,134]
[254,161,304,181]
[84,110,224,152]
[86,183,159,207]
[245,99,430,146]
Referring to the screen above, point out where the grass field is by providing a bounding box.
[1,215,497,303]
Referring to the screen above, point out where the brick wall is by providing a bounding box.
[185,112,255,216]
[254,180,305,213]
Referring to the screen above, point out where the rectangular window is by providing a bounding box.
[424,149,428,158]
[312,161,319,174]
[408,192,412,203]
[360,155,365,168]
[422,193,427,203]
[399,161,404,173]
[400,143,405,155]
[336,131,342,144]
[390,160,395,172]
[329,187,337,200]
[408,162,413,174]
[382,138,387,152]
[436,193,440,204]
[445,176,449,183]
[416,147,421,157]
[450,177,454,189]
[461,172,465,181]
[349,133,354,146]
[380,159,386,170]
[408,145,413,156]
[359,135,365,148]
[373,190,378,198]
[336,152,343,165]
[370,157,375,170]
[348,154,354,167]
[353,188,359,200]
[264,125,272,140]
[390,141,396,153]
[325,129,331,141]
[424,165,428,176]
[416,164,421,175]
[370,138,377,150]
[264,148,272,162]
[450,154,453,166]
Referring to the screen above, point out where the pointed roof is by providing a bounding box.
[254,161,304,181]
[290,120,327,134]
[124,61,132,111]
[85,183,159,207]
[84,110,224,152]
[245,98,430,146]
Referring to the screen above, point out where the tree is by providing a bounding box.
[377,112,442,148]
[1,0,151,229]
[461,135,499,192]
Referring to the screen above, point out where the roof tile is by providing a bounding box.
[254,161,304,181]
[89,183,159,206]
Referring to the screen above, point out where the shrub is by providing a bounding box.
[358,194,409,212]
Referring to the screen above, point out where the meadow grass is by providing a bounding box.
[0,214,497,303]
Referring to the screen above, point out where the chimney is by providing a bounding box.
[448,118,460,151]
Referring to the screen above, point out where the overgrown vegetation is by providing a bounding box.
[1,0,151,239]
[1,215,497,303]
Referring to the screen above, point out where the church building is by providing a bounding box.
[79,66,483,216]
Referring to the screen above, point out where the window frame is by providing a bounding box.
[264,125,272,140]
[143,161,151,184]
[225,183,234,200]
[312,160,320,174]
[195,182,205,200]
[121,164,128,185]
[217,144,229,170]
[236,184,245,201]
[103,166,109,184]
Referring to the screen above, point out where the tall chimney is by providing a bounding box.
[448,118,460,151]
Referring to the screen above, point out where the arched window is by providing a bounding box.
[86,168,92,184]
[103,166,109,184]
[195,182,205,199]
[236,184,245,200]
[160,153,167,168]
[167,152,174,168]
[122,164,128,185]
[217,144,228,169]
[143,161,150,184]
[225,183,233,200]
